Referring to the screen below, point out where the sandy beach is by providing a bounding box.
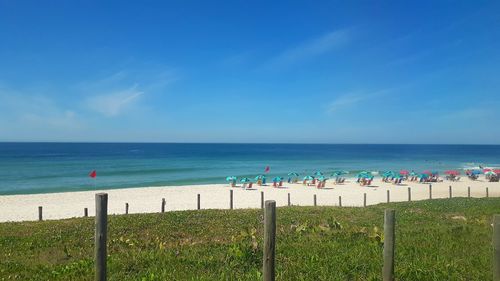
[0,177,498,222]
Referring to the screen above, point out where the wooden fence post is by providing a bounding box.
[387,190,390,203]
[84,208,88,217]
[197,194,201,210]
[38,206,43,221]
[287,193,291,206]
[314,194,317,206]
[449,185,452,198]
[468,186,471,198]
[95,193,108,281]
[339,196,342,207]
[125,203,129,215]
[263,200,276,281]
[429,184,432,199]
[363,193,367,207]
[408,187,411,202]
[383,209,396,281]
[230,190,233,210]
[161,198,165,213]
[493,215,500,280]
[261,191,264,209]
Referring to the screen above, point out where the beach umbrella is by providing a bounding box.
[303,175,314,180]
[272,177,283,182]
[399,170,409,175]
[318,176,328,181]
[472,170,481,175]
[419,173,429,179]
[445,170,460,176]
[226,176,236,181]
[240,177,252,183]
[422,170,432,175]
[410,171,417,176]
[484,168,492,173]
[288,172,299,177]
[331,170,348,176]
[384,171,396,176]
[314,171,323,176]
[485,171,496,176]
[358,171,372,179]
[255,175,266,180]
[494,169,500,174]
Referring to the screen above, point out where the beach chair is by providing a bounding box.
[273,182,277,187]
[248,182,253,189]
[279,181,283,187]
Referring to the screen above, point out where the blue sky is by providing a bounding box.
[0,1,499,144]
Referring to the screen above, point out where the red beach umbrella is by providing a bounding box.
[444,170,460,175]
[422,170,432,175]
[484,168,492,173]
[494,169,500,174]
[399,170,409,175]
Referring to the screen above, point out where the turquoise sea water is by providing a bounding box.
[0,143,499,195]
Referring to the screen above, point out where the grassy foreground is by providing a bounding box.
[1,198,499,280]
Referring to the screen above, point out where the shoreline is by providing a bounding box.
[0,176,498,222]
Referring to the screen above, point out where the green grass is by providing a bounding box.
[1,198,499,280]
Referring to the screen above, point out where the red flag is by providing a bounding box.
[264,166,270,173]
[89,170,97,178]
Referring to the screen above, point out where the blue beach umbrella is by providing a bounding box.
[318,176,328,181]
[288,172,299,177]
[240,177,252,183]
[255,175,266,180]
[472,170,481,175]
[272,177,283,182]
[303,175,314,180]
[226,176,236,182]
[314,171,323,176]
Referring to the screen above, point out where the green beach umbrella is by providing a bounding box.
[314,171,323,176]
[303,175,314,180]
[272,177,283,182]
[226,176,236,181]
[255,175,266,180]
[288,172,299,177]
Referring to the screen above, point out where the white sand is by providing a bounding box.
[0,177,498,222]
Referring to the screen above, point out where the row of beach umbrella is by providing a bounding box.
[226,169,498,184]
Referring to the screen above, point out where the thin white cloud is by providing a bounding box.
[327,89,391,113]
[265,29,351,68]
[85,84,144,117]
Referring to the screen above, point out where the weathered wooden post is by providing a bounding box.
[487,187,490,198]
[387,190,390,203]
[429,184,432,199]
[95,193,108,281]
[468,186,471,198]
[84,208,88,217]
[449,185,452,198]
[161,198,165,213]
[261,191,264,209]
[493,215,500,280]
[263,200,276,281]
[38,206,43,221]
[314,194,317,206]
[339,196,342,207]
[230,190,233,210]
[408,187,411,202]
[287,193,291,206]
[125,203,129,215]
[383,209,396,281]
[363,193,367,207]
[197,194,201,210]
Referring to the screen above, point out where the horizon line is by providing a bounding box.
[0,141,499,146]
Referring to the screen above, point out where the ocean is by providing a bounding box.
[0,143,499,195]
